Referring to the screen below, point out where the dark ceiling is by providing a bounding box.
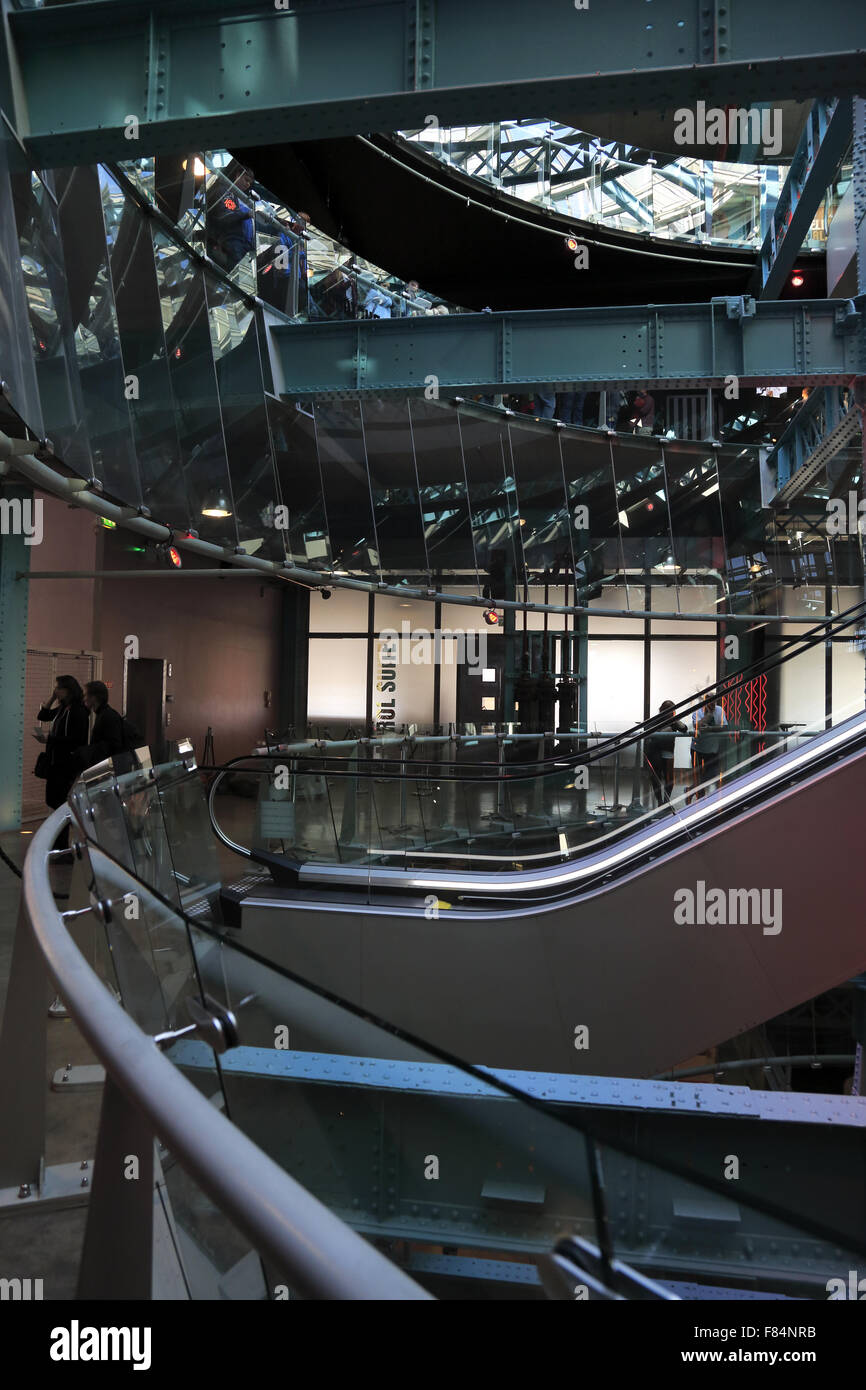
[234,133,823,312]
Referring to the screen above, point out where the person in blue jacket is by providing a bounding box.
[208,167,310,301]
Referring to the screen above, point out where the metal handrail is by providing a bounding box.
[22,803,431,1301]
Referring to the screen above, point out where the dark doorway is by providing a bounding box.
[455,636,504,729]
[125,657,166,762]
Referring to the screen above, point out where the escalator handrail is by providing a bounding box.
[294,707,866,893]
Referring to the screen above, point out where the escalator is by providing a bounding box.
[208,601,866,1077]
[65,745,866,1300]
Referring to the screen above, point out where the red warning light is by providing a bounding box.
[791,272,804,288]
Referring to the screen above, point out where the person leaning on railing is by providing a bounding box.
[643,700,689,806]
[687,695,728,802]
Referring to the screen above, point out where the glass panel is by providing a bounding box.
[13,169,92,473]
[609,434,672,609]
[662,440,724,607]
[0,140,43,430]
[157,1153,271,1300]
[192,936,598,1283]
[98,167,191,525]
[718,444,778,617]
[458,410,515,597]
[155,759,224,923]
[313,401,380,577]
[268,397,332,571]
[54,164,141,503]
[204,282,283,559]
[411,400,476,576]
[308,638,368,732]
[362,399,429,577]
[507,417,572,581]
[560,428,624,604]
[150,223,237,548]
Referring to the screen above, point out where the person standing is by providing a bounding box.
[644,700,688,806]
[631,389,656,434]
[79,681,126,768]
[34,675,90,848]
[35,675,90,809]
[688,695,728,800]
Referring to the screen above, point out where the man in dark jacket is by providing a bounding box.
[80,681,126,768]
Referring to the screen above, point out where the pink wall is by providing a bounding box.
[27,514,283,764]
[26,492,100,651]
[98,545,282,763]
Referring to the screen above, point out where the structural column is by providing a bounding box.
[0,488,31,830]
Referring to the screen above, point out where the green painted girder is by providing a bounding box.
[272,297,865,398]
[756,99,855,301]
[7,0,866,167]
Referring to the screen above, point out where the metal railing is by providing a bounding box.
[4,800,431,1300]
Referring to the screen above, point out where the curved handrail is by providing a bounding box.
[22,804,431,1301]
[286,708,866,898]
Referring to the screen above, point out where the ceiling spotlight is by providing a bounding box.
[790,271,805,288]
[201,491,232,519]
[320,588,333,600]
[565,235,580,252]
[483,608,501,626]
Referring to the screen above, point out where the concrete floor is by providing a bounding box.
[0,825,102,1299]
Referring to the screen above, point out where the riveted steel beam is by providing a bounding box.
[273,297,864,398]
[6,0,866,166]
[756,99,854,300]
[171,1042,866,1294]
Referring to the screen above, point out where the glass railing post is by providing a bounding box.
[0,896,49,1190]
[76,1073,155,1299]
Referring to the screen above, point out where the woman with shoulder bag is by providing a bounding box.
[34,675,90,850]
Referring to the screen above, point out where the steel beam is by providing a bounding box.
[273,297,864,398]
[755,99,854,300]
[171,1042,866,1294]
[770,385,861,499]
[7,0,866,167]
